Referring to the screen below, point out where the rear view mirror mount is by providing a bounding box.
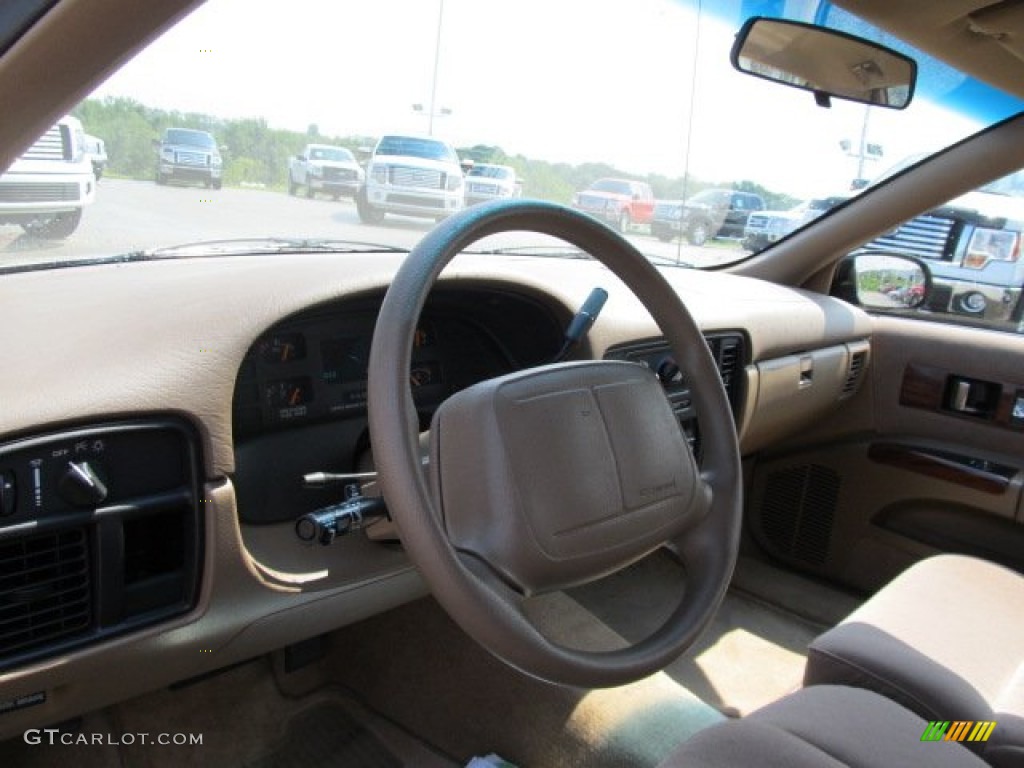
[731,17,917,110]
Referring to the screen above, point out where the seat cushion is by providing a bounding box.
[659,685,986,767]
[804,554,1024,766]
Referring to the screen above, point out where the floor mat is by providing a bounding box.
[568,550,836,716]
[729,554,863,628]
[104,657,454,768]
[245,701,400,768]
[325,595,725,768]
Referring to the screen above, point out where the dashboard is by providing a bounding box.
[229,285,754,531]
[0,250,874,740]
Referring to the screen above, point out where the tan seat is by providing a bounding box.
[659,684,986,767]
[803,554,1024,767]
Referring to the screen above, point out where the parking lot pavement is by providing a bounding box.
[0,180,749,271]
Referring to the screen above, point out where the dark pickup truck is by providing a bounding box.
[156,127,223,189]
[652,188,765,245]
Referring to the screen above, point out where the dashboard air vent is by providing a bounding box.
[841,350,868,397]
[0,529,91,659]
[706,334,745,412]
[717,338,740,392]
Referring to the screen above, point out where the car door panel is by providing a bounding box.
[746,315,1024,593]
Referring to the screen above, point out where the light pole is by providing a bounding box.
[840,104,884,186]
[427,0,445,136]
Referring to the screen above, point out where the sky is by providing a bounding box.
[91,0,990,200]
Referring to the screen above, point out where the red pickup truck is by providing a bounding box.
[572,178,655,233]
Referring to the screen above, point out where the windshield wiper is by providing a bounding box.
[139,237,408,258]
[466,244,693,268]
[0,238,409,276]
[466,245,596,260]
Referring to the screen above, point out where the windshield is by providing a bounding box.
[810,197,848,211]
[164,129,216,149]
[309,146,355,163]
[2,0,1022,272]
[374,136,458,163]
[589,179,634,196]
[687,189,728,207]
[469,165,512,179]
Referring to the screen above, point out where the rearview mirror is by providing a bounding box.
[731,17,916,109]
[852,253,929,309]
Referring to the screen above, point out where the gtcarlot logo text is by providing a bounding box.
[24,729,203,746]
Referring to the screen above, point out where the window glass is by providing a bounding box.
[1,0,1021,313]
[853,161,1024,333]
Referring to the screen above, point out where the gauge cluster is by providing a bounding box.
[235,313,457,438]
[231,289,567,441]
[230,289,567,525]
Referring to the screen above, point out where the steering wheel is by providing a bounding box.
[368,200,741,688]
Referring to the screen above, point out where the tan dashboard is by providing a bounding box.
[0,251,871,737]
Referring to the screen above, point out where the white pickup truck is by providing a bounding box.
[288,144,364,200]
[0,115,95,239]
[356,134,464,223]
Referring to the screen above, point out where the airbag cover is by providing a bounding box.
[431,360,701,594]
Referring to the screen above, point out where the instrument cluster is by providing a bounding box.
[231,290,566,440]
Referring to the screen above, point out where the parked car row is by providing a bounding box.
[569,179,768,244]
[143,127,527,217]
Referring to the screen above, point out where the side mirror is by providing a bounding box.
[851,252,930,310]
[731,17,916,109]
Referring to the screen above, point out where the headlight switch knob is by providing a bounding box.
[58,460,108,507]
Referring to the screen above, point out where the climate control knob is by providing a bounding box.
[58,460,108,507]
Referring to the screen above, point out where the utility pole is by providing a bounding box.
[840,105,884,187]
[428,0,445,136]
[856,104,870,180]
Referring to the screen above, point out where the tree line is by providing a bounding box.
[73,96,798,209]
